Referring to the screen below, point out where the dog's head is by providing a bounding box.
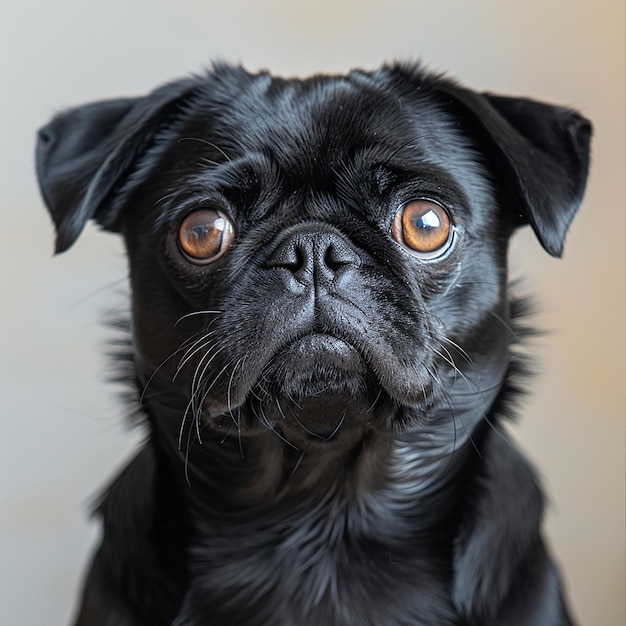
[36,64,590,449]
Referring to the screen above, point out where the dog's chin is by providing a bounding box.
[258,334,380,440]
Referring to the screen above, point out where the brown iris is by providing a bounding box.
[391,200,453,257]
[178,209,234,264]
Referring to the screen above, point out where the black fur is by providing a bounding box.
[36,63,591,625]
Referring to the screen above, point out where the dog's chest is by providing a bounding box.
[182,491,459,626]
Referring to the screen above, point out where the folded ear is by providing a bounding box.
[438,84,592,257]
[36,79,198,253]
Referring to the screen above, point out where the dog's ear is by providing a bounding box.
[438,84,592,257]
[36,79,198,253]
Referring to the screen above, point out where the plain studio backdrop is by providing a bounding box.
[0,0,623,624]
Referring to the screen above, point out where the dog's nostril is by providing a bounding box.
[284,246,305,273]
[324,241,359,272]
[324,243,342,272]
[267,240,306,272]
[267,231,361,279]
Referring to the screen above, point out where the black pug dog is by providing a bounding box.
[37,63,591,626]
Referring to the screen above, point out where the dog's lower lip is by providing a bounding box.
[291,333,354,353]
[285,334,365,370]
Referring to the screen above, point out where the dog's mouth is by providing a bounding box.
[191,329,403,442]
[248,333,384,440]
[268,334,369,396]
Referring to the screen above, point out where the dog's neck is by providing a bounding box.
[135,352,507,537]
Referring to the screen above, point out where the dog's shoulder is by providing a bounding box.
[453,428,573,625]
[75,445,187,625]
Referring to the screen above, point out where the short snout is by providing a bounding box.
[265,224,362,293]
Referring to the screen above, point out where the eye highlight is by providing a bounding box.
[178,209,234,264]
[391,200,455,259]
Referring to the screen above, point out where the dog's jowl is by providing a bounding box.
[37,63,591,626]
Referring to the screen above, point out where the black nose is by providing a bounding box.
[266,228,361,285]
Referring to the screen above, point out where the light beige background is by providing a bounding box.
[1,0,623,624]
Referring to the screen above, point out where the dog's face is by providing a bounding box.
[124,75,513,447]
[37,64,591,449]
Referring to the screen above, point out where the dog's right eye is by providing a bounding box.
[177,209,234,264]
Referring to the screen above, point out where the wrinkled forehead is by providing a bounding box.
[165,71,493,220]
[232,76,403,155]
[191,72,464,170]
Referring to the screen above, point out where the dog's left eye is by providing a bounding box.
[177,209,234,264]
[391,200,454,259]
